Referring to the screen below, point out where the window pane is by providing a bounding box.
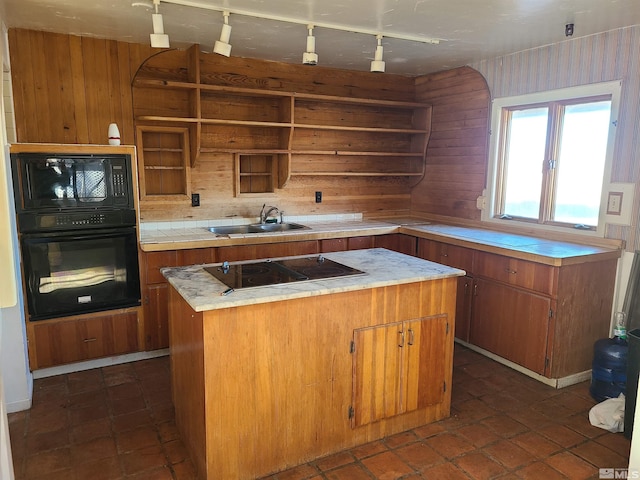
[553,101,611,226]
[502,107,548,219]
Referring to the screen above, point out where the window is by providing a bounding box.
[485,82,620,234]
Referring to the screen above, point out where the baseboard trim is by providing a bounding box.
[32,349,170,379]
[455,340,591,389]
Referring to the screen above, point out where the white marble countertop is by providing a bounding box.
[161,248,465,312]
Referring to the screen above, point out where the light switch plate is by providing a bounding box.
[604,183,635,225]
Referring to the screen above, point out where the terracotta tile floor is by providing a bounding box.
[8,345,631,479]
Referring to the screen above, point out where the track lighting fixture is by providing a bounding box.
[213,11,232,57]
[370,35,385,73]
[149,0,170,48]
[302,25,318,65]
[139,1,442,69]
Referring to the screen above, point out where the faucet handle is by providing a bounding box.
[279,211,284,224]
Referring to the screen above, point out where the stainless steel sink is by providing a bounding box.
[207,225,258,235]
[250,222,309,233]
[207,223,308,235]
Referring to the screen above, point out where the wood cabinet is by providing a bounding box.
[142,241,319,350]
[418,239,474,342]
[132,46,432,190]
[28,310,140,369]
[454,275,474,342]
[473,250,556,296]
[320,236,374,252]
[217,240,319,262]
[374,234,417,256]
[141,248,216,350]
[417,238,617,379]
[351,315,449,427]
[469,279,552,375]
[168,274,456,479]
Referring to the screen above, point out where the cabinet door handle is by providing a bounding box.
[407,328,415,346]
[398,330,405,347]
[505,268,517,274]
[83,337,97,343]
[473,283,478,296]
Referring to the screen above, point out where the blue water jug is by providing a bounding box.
[590,317,628,402]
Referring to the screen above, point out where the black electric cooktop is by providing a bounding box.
[204,255,365,291]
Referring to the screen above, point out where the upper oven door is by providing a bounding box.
[21,227,141,321]
[11,153,133,212]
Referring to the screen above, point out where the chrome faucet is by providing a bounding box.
[259,204,281,224]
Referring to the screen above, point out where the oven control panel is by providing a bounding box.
[18,209,137,232]
[54,213,108,227]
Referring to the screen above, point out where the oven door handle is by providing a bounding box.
[28,269,40,296]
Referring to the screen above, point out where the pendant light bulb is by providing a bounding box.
[370,34,385,73]
[302,24,318,65]
[214,11,232,57]
[150,0,170,48]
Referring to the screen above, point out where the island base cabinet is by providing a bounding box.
[168,278,456,480]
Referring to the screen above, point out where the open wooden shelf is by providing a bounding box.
[133,45,432,189]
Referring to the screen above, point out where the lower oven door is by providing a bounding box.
[21,227,141,320]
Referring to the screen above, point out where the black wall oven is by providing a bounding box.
[11,151,141,321]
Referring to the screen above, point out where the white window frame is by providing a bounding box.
[483,81,622,237]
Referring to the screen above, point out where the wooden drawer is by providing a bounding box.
[321,236,374,252]
[178,247,216,267]
[217,240,319,262]
[418,239,474,272]
[473,251,557,296]
[144,250,178,284]
[143,248,217,285]
[30,311,140,369]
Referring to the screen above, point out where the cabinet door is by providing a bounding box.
[374,234,417,256]
[31,312,139,369]
[402,315,448,413]
[144,284,170,350]
[351,315,448,427]
[470,278,551,375]
[352,322,403,427]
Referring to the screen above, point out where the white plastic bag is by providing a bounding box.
[589,393,625,432]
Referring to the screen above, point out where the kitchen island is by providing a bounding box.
[162,248,464,479]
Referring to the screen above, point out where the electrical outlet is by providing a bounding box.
[607,192,622,215]
[191,193,200,207]
[315,191,322,203]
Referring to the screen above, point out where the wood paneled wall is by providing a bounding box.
[7,29,492,223]
[8,29,154,146]
[411,67,491,221]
